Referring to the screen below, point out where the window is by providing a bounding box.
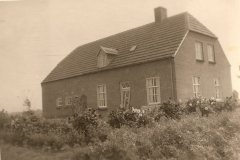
[130,45,137,51]
[98,53,108,67]
[207,45,215,62]
[195,42,203,60]
[146,77,161,104]
[120,82,130,110]
[214,78,221,99]
[192,76,201,97]
[97,84,107,108]
[56,97,62,108]
[65,96,72,106]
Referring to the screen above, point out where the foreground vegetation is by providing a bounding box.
[1,97,240,160]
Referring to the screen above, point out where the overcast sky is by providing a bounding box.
[0,0,239,112]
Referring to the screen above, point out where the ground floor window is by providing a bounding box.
[97,84,107,108]
[65,96,72,106]
[56,97,62,108]
[214,77,221,99]
[146,77,161,104]
[192,76,201,97]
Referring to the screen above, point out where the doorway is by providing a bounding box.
[120,82,130,110]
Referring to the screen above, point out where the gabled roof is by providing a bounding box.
[42,12,217,83]
[97,46,118,56]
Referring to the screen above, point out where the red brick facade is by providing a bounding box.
[174,31,232,101]
[42,59,174,118]
[41,9,232,118]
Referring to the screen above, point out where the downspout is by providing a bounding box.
[169,57,175,101]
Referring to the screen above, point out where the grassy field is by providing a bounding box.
[1,98,240,160]
[1,144,74,160]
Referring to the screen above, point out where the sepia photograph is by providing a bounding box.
[0,0,240,159]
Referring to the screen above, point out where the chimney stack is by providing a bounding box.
[154,7,167,23]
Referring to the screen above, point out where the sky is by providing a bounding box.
[0,0,239,112]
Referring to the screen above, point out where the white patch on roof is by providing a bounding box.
[130,45,137,51]
[100,46,118,55]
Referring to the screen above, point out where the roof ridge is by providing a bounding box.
[51,12,188,66]
[64,12,188,53]
[43,11,214,83]
[186,12,217,38]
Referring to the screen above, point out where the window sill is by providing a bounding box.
[98,106,107,110]
[216,99,223,102]
[209,61,216,64]
[98,65,107,68]
[148,102,161,105]
[196,59,204,62]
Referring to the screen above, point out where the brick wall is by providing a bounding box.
[174,31,232,101]
[42,59,174,118]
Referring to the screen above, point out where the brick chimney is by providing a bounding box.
[154,7,167,23]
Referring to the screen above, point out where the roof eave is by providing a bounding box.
[189,30,218,39]
[173,30,189,57]
[41,55,173,84]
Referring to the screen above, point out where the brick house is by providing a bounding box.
[41,7,232,118]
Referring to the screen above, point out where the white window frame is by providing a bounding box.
[97,84,107,109]
[65,96,72,106]
[146,77,161,105]
[195,41,204,60]
[56,97,62,108]
[192,76,201,97]
[207,45,215,62]
[120,82,130,109]
[98,53,108,68]
[214,77,221,99]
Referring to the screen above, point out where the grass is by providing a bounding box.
[1,104,240,160]
[1,143,74,160]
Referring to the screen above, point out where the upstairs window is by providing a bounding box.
[97,84,107,108]
[65,96,72,106]
[130,45,137,51]
[146,77,161,104]
[192,76,201,97]
[98,53,108,67]
[56,97,62,108]
[207,45,215,62]
[195,42,203,60]
[214,78,221,99]
[97,46,117,68]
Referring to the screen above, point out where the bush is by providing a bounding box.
[0,109,11,130]
[72,108,99,136]
[1,99,240,159]
[108,107,150,128]
[182,97,201,114]
[108,107,126,128]
[154,99,182,121]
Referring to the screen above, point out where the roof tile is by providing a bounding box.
[42,12,216,83]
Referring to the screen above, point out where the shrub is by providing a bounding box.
[0,109,11,130]
[183,97,201,114]
[1,99,240,159]
[108,107,126,128]
[72,108,98,136]
[154,99,182,121]
[220,96,239,112]
[108,107,150,128]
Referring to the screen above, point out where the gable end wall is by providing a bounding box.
[174,31,232,100]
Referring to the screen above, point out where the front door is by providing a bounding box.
[120,82,130,110]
